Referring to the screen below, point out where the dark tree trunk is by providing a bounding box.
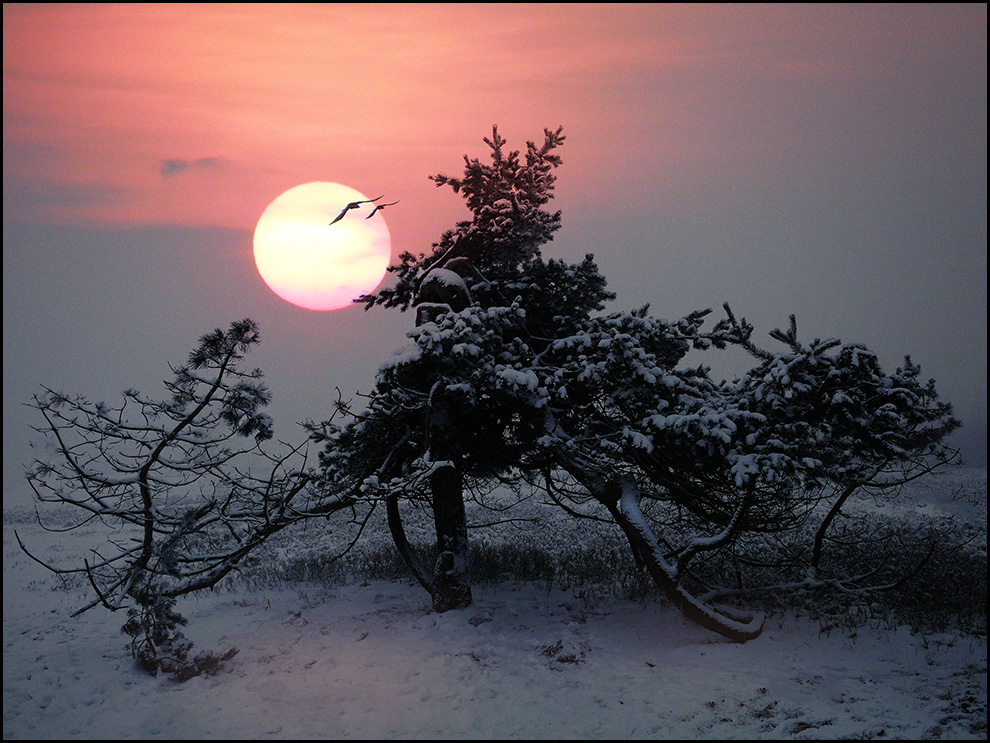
[810,483,858,575]
[572,470,764,643]
[413,262,474,613]
[429,461,472,612]
[386,493,433,594]
[603,497,764,643]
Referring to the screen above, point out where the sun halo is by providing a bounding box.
[253,182,392,311]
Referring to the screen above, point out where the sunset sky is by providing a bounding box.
[3,3,986,501]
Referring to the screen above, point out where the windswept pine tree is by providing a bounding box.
[25,127,962,660]
[316,126,961,638]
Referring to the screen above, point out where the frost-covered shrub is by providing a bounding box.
[121,594,238,681]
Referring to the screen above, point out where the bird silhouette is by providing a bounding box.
[329,195,383,225]
[365,200,399,219]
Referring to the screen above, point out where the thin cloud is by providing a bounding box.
[159,157,224,179]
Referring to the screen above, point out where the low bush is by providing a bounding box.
[232,475,985,637]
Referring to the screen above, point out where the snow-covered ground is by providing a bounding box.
[4,472,987,740]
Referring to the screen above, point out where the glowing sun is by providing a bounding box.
[253,182,392,311]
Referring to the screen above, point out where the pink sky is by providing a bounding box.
[8,3,669,232]
[7,4,980,237]
[3,4,986,485]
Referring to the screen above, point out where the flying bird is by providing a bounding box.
[329,195,383,225]
[365,200,399,219]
